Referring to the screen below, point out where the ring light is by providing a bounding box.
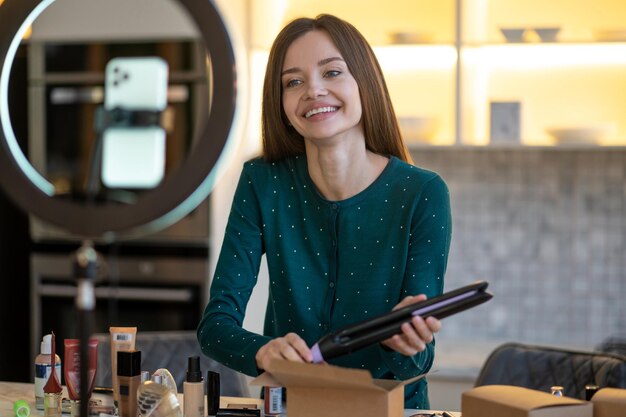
[0,0,238,240]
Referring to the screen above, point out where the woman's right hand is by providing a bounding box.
[255,332,313,371]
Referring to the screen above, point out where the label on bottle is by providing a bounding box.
[34,363,62,409]
[114,333,133,341]
[264,386,283,415]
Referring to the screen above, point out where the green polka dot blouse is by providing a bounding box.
[198,154,452,409]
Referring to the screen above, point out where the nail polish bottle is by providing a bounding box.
[183,356,204,417]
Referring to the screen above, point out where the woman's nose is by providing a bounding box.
[304,79,327,99]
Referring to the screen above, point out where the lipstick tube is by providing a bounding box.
[207,371,220,416]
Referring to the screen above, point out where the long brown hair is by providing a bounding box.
[261,14,412,164]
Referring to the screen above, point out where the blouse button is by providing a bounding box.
[329,282,335,288]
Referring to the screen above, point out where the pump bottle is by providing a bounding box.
[34,334,62,410]
[183,356,205,417]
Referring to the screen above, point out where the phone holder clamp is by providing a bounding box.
[94,106,164,133]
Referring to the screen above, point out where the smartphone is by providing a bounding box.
[101,57,169,189]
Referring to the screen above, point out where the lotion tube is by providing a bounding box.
[109,326,136,406]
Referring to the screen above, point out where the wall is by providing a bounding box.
[411,146,626,364]
[29,0,199,41]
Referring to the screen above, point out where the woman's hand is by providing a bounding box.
[380,294,442,356]
[256,332,313,371]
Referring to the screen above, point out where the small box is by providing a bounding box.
[591,387,626,417]
[490,101,521,144]
[251,360,425,417]
[462,385,592,417]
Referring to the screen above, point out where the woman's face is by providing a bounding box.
[280,30,363,143]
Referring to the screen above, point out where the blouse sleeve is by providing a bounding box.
[377,174,452,379]
[196,164,272,377]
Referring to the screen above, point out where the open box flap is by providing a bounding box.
[251,360,428,392]
[250,371,281,387]
[372,372,427,391]
[251,359,389,391]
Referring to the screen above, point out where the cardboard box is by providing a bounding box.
[462,385,593,417]
[251,359,424,417]
[591,388,626,417]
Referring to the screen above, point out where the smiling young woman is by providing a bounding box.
[198,14,452,410]
[261,14,411,164]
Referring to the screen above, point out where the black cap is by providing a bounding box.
[117,350,141,377]
[186,356,203,382]
[585,384,599,401]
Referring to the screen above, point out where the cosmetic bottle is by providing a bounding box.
[109,327,137,408]
[264,386,283,416]
[585,384,599,401]
[117,350,141,417]
[183,356,205,417]
[35,334,62,410]
[207,371,220,416]
[550,385,564,397]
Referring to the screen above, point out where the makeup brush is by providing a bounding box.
[43,332,62,394]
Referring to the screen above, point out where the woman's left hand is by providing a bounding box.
[380,294,442,356]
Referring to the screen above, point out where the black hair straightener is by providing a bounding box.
[310,280,493,363]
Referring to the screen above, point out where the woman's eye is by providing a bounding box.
[285,79,302,88]
[324,70,341,78]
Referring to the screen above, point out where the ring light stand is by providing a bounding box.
[0,1,238,415]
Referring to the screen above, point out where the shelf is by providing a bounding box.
[378,40,626,47]
[33,71,208,85]
[407,143,626,151]
[463,40,626,46]
[248,0,626,149]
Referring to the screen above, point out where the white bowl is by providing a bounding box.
[546,123,617,145]
[398,116,437,144]
[500,28,527,43]
[534,27,560,42]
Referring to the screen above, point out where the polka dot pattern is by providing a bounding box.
[197,155,451,410]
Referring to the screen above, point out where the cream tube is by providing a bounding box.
[109,327,137,406]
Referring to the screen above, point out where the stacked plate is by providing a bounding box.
[546,123,617,145]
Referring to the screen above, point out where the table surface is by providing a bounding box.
[0,381,460,417]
